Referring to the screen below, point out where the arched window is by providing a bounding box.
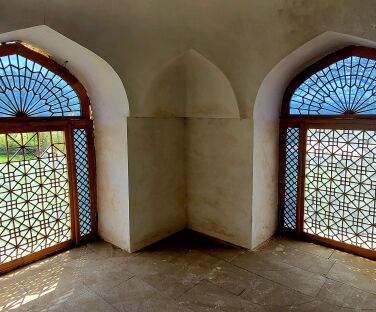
[279,46,376,259]
[0,42,96,273]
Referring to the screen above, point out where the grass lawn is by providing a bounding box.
[0,154,7,163]
[0,154,35,163]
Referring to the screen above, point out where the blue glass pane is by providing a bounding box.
[290,56,376,115]
[0,54,81,117]
[73,129,92,236]
[284,128,299,229]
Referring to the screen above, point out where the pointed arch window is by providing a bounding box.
[279,46,376,259]
[0,42,96,273]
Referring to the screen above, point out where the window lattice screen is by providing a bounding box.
[0,131,70,263]
[304,128,376,250]
[73,129,92,237]
[283,127,300,230]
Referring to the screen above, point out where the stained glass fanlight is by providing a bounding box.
[290,56,376,115]
[0,53,81,117]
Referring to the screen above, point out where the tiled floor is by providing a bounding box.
[1,231,376,312]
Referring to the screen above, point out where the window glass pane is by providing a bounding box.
[290,56,376,115]
[0,54,81,117]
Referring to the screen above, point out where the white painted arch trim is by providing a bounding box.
[0,25,131,251]
[251,31,376,249]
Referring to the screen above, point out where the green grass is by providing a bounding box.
[0,154,35,163]
[0,154,7,163]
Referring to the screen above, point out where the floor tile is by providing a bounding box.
[101,276,191,312]
[204,259,260,295]
[256,241,335,275]
[317,279,376,309]
[240,274,314,307]
[287,299,355,312]
[268,237,334,259]
[60,288,118,312]
[257,266,327,297]
[231,251,294,272]
[178,280,266,312]
[87,240,137,259]
[329,250,376,276]
[327,262,376,294]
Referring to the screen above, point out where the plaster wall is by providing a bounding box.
[127,117,186,251]
[186,118,252,248]
[141,50,239,118]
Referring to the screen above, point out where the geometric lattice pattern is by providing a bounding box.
[0,131,70,264]
[290,56,376,115]
[73,129,92,237]
[283,127,300,230]
[0,54,81,117]
[304,128,376,250]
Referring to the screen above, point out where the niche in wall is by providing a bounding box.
[128,49,253,251]
[140,49,240,118]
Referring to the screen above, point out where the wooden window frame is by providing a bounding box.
[0,42,97,274]
[279,46,376,260]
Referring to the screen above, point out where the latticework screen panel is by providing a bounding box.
[0,54,81,117]
[0,131,70,263]
[290,56,376,115]
[73,129,92,237]
[283,127,300,230]
[304,128,376,250]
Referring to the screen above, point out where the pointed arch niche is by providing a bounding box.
[140,49,239,118]
[128,50,253,250]
[253,32,376,252]
[0,26,131,252]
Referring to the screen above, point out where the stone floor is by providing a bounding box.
[1,231,376,312]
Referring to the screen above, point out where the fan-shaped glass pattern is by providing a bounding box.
[0,54,80,117]
[290,56,376,115]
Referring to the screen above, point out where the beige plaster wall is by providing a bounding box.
[186,118,252,248]
[142,50,239,118]
[127,117,186,251]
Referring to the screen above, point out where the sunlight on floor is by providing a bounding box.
[0,256,67,311]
